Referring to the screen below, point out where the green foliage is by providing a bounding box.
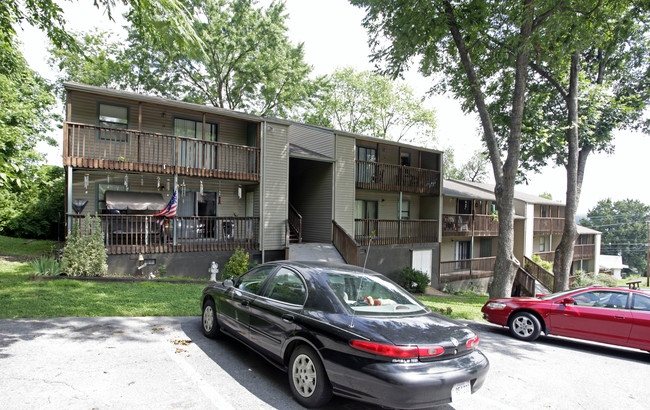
[529,254,553,272]
[61,216,108,277]
[304,67,436,146]
[222,247,250,279]
[444,148,491,182]
[30,256,61,276]
[0,165,64,240]
[395,267,430,294]
[571,271,617,288]
[581,198,649,274]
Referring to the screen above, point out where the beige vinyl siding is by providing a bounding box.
[262,124,289,250]
[334,135,355,233]
[289,124,334,158]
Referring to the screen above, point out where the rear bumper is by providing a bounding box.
[328,350,490,409]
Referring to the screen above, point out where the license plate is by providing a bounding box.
[451,380,472,402]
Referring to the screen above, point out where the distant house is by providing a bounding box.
[599,255,628,280]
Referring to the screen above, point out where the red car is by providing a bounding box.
[482,286,650,352]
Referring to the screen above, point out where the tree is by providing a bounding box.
[304,67,436,146]
[351,0,558,298]
[444,148,490,183]
[0,36,58,189]
[119,0,317,117]
[497,2,650,291]
[581,199,649,275]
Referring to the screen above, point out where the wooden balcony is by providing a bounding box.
[354,219,438,245]
[63,122,260,181]
[356,161,440,195]
[439,257,496,283]
[442,214,499,237]
[70,214,259,255]
[533,217,564,235]
[534,243,596,263]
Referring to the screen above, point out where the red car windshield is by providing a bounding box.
[538,288,586,301]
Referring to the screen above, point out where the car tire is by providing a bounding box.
[509,311,542,341]
[288,345,332,408]
[202,298,220,339]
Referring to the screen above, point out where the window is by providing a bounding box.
[539,236,546,252]
[572,291,628,309]
[263,268,306,305]
[458,199,472,214]
[632,294,650,311]
[357,146,377,162]
[400,199,410,220]
[234,265,276,294]
[174,118,218,141]
[456,240,471,260]
[98,103,129,141]
[400,151,411,166]
[355,200,378,219]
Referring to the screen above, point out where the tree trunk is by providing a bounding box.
[443,0,533,298]
[553,51,580,292]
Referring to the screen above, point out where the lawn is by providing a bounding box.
[0,235,488,319]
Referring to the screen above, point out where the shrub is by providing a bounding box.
[30,255,61,276]
[61,215,107,277]
[222,247,250,279]
[571,270,617,288]
[530,254,553,272]
[395,267,430,294]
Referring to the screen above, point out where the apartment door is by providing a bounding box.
[355,199,378,239]
[357,146,377,183]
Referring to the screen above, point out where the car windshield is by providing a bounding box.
[538,288,585,301]
[321,270,426,315]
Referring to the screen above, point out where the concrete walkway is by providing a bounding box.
[287,243,345,264]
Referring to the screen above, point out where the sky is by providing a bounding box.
[16,0,650,216]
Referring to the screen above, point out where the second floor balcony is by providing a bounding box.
[354,218,439,245]
[442,214,499,237]
[534,217,564,235]
[356,161,440,195]
[63,123,260,181]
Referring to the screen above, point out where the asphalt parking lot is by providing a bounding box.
[1,316,648,410]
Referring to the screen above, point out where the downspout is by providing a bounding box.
[173,174,178,247]
[260,121,266,263]
[66,166,73,232]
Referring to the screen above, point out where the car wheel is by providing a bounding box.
[509,311,542,341]
[202,299,220,339]
[288,345,332,408]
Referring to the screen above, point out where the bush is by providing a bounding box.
[571,270,617,288]
[529,254,553,272]
[30,255,61,276]
[222,247,250,279]
[395,267,430,294]
[61,215,107,277]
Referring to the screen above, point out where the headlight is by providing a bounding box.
[486,302,507,310]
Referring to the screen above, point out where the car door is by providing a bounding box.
[548,290,633,346]
[628,292,650,350]
[247,267,307,361]
[218,265,277,341]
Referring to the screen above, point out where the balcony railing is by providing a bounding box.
[356,161,440,194]
[439,257,496,283]
[69,214,259,255]
[533,217,564,235]
[442,214,499,237]
[333,220,360,265]
[534,243,595,263]
[63,122,260,181]
[354,219,438,246]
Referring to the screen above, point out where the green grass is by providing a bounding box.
[0,234,488,320]
[0,235,61,257]
[417,294,489,321]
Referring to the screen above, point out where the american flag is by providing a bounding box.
[154,190,178,219]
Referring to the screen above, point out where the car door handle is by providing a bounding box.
[240,300,250,307]
[614,316,626,320]
[282,314,295,323]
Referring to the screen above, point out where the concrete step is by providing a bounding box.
[287,243,345,264]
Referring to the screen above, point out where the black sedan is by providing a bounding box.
[200,261,489,409]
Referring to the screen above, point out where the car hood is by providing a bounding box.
[346,312,476,346]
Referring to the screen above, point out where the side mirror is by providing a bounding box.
[223,279,234,288]
[560,297,574,305]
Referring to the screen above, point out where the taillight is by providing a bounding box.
[350,340,444,359]
[466,334,479,349]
